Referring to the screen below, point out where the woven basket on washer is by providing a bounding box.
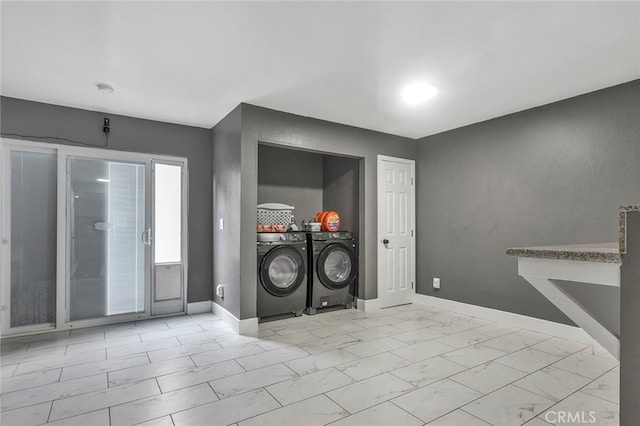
[257,203,295,225]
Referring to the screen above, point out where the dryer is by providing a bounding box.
[306,231,357,314]
[257,232,307,319]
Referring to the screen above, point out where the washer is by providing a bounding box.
[257,232,307,319]
[306,231,357,314]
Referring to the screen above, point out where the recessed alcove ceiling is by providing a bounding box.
[1,1,638,139]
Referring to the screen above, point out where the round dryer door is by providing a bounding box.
[260,246,306,297]
[317,244,356,290]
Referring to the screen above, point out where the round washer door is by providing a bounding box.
[259,246,306,297]
[317,243,357,290]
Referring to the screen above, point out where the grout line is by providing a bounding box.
[207,381,221,400]
[262,386,283,407]
[45,399,54,423]
[322,391,353,417]
[458,407,495,425]
[571,364,620,405]
[388,400,430,424]
[420,404,492,426]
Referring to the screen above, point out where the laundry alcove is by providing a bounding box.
[257,143,362,298]
[258,143,361,237]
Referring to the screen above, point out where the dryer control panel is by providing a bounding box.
[308,231,354,241]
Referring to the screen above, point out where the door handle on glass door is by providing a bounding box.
[142,229,152,245]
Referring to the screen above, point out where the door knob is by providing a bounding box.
[383,239,389,244]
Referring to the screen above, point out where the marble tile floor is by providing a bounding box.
[0,304,619,426]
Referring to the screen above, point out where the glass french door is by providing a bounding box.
[66,157,148,322]
[1,139,187,335]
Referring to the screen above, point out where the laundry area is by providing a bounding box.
[256,144,361,321]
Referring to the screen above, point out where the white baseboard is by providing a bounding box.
[356,298,380,312]
[238,317,259,336]
[187,300,213,315]
[414,294,599,346]
[212,302,259,336]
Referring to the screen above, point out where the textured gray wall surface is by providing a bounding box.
[323,155,362,297]
[323,155,360,236]
[258,144,324,226]
[0,96,213,303]
[211,106,243,317]
[417,80,640,325]
[240,104,417,318]
[620,212,640,425]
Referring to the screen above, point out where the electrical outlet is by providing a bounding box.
[216,285,224,299]
[433,277,441,290]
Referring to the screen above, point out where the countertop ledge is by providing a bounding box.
[506,204,640,264]
[506,243,621,264]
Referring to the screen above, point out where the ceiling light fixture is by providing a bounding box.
[96,82,115,95]
[401,82,437,105]
[96,178,110,183]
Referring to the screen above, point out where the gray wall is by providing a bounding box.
[211,105,242,317]
[324,155,362,297]
[257,144,361,233]
[0,96,213,303]
[239,104,417,319]
[417,80,640,326]
[323,155,360,236]
[258,144,324,226]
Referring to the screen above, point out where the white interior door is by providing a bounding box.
[377,155,415,308]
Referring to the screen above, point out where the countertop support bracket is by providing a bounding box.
[519,258,620,359]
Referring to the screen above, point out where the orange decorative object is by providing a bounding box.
[321,211,340,232]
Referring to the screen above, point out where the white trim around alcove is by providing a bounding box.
[211,302,259,336]
[187,301,259,336]
[356,298,381,312]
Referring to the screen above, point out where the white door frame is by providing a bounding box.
[151,159,189,316]
[0,138,189,336]
[377,155,416,308]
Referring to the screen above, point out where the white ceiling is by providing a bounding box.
[1,1,639,139]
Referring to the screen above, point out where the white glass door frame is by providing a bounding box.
[0,138,189,336]
[62,151,153,329]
